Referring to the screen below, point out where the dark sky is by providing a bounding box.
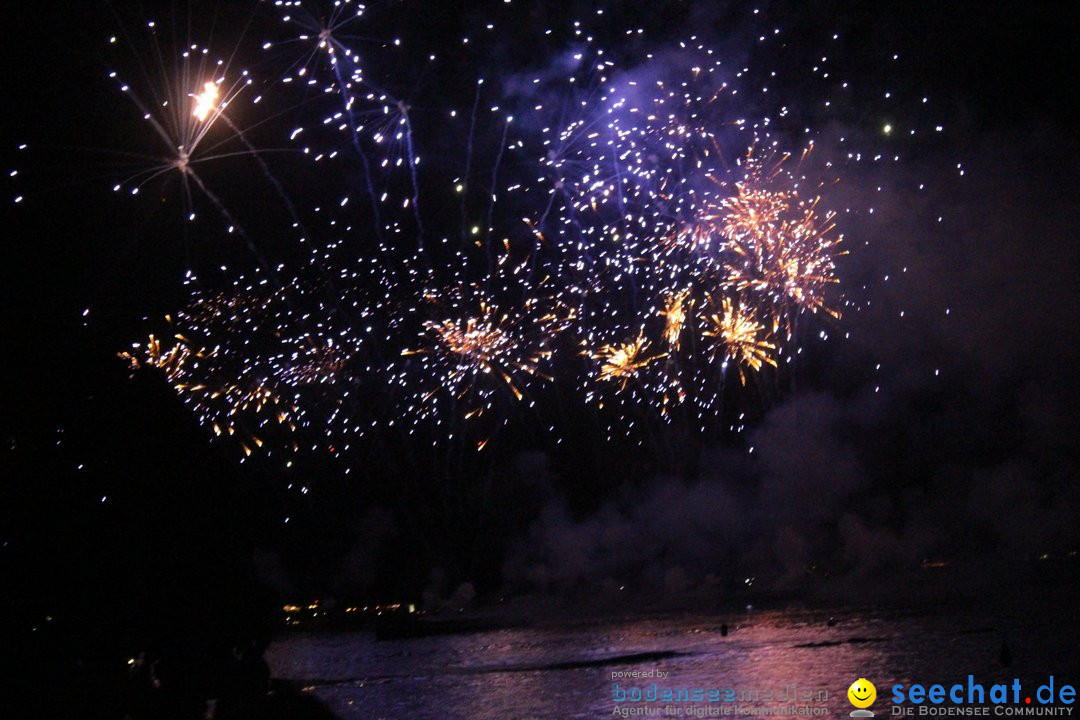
[3,1,1080,626]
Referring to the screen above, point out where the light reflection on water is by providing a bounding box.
[266,605,1078,720]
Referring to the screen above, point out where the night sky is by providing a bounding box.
[3,2,1080,713]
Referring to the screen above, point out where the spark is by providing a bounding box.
[192,81,220,121]
[661,288,691,351]
[590,335,666,390]
[702,297,777,384]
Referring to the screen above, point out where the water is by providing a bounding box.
[266,604,1079,719]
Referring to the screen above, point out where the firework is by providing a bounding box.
[393,282,571,436]
[192,81,221,122]
[660,288,692,351]
[95,2,889,462]
[588,334,667,391]
[404,301,543,406]
[702,297,777,384]
[716,150,844,335]
[120,329,299,457]
[118,277,382,458]
[108,29,255,202]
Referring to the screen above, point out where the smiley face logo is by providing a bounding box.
[848,678,877,709]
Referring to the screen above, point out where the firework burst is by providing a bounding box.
[391,282,571,443]
[106,19,260,225]
[120,327,300,458]
[588,334,667,391]
[702,297,778,384]
[715,149,844,335]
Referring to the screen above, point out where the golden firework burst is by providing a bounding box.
[702,297,777,384]
[589,334,666,390]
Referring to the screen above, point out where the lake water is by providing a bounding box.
[266,603,1079,719]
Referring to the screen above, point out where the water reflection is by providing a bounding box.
[267,605,1079,720]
